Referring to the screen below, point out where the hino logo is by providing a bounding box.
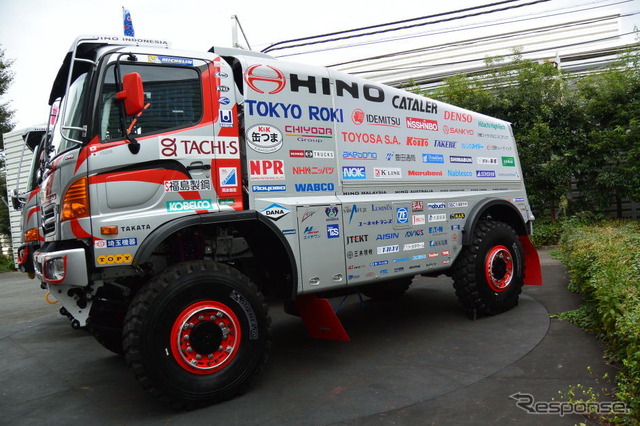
[244,64,286,94]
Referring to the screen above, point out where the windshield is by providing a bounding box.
[49,72,89,157]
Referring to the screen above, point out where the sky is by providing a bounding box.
[0,0,637,130]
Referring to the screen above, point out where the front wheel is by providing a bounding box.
[123,260,271,409]
[452,220,524,317]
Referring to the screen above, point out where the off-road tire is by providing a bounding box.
[362,276,413,301]
[123,260,271,409]
[452,220,524,317]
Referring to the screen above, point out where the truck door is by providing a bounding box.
[297,205,346,292]
[88,54,233,266]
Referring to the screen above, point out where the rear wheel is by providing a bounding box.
[123,260,271,409]
[452,220,524,317]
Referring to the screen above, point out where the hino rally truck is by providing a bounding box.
[27,35,542,408]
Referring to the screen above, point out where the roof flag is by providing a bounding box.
[123,7,135,37]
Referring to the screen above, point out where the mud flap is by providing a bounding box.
[295,295,350,342]
[519,235,543,286]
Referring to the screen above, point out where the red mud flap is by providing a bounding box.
[520,235,543,286]
[296,295,351,342]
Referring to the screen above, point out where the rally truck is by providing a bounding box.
[30,35,542,408]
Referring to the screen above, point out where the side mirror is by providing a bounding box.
[116,72,144,116]
[10,189,25,211]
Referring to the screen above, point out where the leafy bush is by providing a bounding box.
[530,220,564,247]
[0,254,15,272]
[558,220,640,423]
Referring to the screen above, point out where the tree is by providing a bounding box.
[430,52,583,220]
[576,49,640,216]
[0,45,15,238]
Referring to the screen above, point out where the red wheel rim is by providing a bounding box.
[170,301,242,375]
[484,245,514,292]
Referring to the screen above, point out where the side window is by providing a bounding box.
[100,63,202,140]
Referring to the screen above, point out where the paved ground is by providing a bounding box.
[0,250,617,425]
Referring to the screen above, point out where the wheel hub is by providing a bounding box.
[484,245,514,292]
[170,301,241,375]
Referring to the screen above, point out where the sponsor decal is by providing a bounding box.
[377,245,400,254]
[342,132,400,145]
[327,224,340,239]
[434,140,456,149]
[478,120,507,130]
[407,170,443,177]
[487,145,513,151]
[449,155,472,164]
[303,226,320,239]
[352,109,401,127]
[394,267,405,273]
[406,136,429,146]
[391,95,437,114]
[448,201,468,208]
[478,132,509,139]
[450,212,466,220]
[325,206,339,218]
[427,202,446,210]
[394,258,409,263]
[377,232,399,240]
[301,210,316,222]
[343,166,366,179]
[347,235,368,244]
[514,197,525,202]
[215,71,229,78]
[387,152,416,162]
[285,125,333,140]
[167,199,213,212]
[406,117,438,131]
[430,239,448,247]
[443,125,474,135]
[502,156,516,167]
[462,143,484,149]
[405,229,424,237]
[218,198,234,205]
[217,86,230,92]
[282,229,296,235]
[247,124,283,153]
[404,242,425,251]
[374,168,402,178]
[252,184,286,192]
[444,110,473,122]
[412,201,424,211]
[95,238,138,249]
[477,157,498,165]
[120,224,150,232]
[428,225,444,234]
[245,100,302,119]
[309,106,344,122]
[164,179,212,192]
[294,182,336,192]
[219,167,237,187]
[219,97,231,105]
[250,160,285,180]
[412,214,426,225]
[442,250,450,256]
[347,249,374,258]
[370,260,389,267]
[290,150,335,158]
[448,170,473,177]
[292,166,335,175]
[428,252,439,258]
[428,214,447,222]
[243,64,286,94]
[219,110,233,127]
[451,224,461,230]
[413,254,427,260]
[148,55,194,66]
[476,170,496,178]
[423,153,444,163]
[160,136,239,158]
[396,207,409,224]
[343,151,377,160]
[97,253,133,265]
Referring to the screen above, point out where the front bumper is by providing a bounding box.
[33,247,89,286]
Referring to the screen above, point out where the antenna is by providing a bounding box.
[231,15,252,50]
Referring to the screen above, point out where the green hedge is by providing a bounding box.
[558,221,640,422]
